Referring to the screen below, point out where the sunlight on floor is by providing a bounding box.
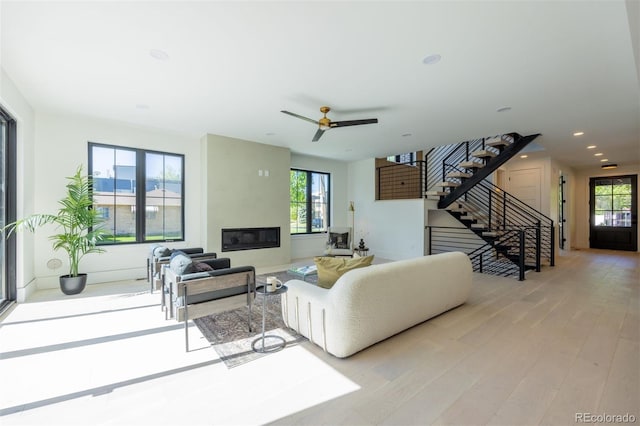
[0,284,361,425]
[209,346,361,425]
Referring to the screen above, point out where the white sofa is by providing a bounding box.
[281,251,472,358]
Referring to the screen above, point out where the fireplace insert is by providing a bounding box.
[221,227,280,252]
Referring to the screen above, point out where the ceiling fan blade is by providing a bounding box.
[281,110,319,125]
[312,128,326,142]
[330,118,378,128]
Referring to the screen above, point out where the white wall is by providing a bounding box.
[426,208,486,255]
[202,134,291,267]
[573,164,640,251]
[33,111,203,289]
[0,68,36,301]
[348,158,426,261]
[290,153,348,259]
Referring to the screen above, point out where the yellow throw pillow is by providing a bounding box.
[314,255,374,289]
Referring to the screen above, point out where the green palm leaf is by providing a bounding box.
[1,165,106,277]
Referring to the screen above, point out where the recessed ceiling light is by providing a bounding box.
[573,131,584,136]
[602,164,618,170]
[587,145,596,149]
[402,133,412,137]
[600,159,609,162]
[594,153,604,156]
[149,49,169,61]
[497,106,512,113]
[520,154,528,158]
[422,54,441,65]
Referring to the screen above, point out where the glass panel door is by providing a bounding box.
[590,175,638,251]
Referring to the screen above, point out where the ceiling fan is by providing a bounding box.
[281,106,378,142]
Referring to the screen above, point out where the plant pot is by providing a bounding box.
[59,274,88,295]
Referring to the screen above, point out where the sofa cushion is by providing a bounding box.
[314,255,374,289]
[329,232,349,249]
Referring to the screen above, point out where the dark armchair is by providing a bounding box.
[147,244,217,293]
[163,254,256,351]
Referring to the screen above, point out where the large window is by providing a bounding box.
[290,169,330,234]
[387,152,416,164]
[89,143,184,244]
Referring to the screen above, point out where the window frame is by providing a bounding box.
[0,106,17,312]
[290,168,331,235]
[387,152,416,164]
[592,176,633,228]
[88,142,185,245]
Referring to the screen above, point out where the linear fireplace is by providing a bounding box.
[221,227,281,252]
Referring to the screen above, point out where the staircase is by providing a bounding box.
[423,132,554,280]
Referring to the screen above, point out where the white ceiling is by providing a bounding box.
[2,1,639,169]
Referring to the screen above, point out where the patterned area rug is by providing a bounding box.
[193,285,305,368]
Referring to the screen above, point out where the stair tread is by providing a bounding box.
[446,171,472,179]
[438,181,460,187]
[425,190,446,196]
[458,161,485,169]
[486,140,509,147]
[471,150,497,158]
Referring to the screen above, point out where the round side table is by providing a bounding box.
[355,247,369,256]
[251,284,288,353]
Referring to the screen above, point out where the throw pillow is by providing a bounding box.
[153,245,171,258]
[169,253,193,276]
[149,243,162,257]
[192,262,214,272]
[329,232,349,249]
[314,255,374,289]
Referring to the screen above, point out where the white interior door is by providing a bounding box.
[508,168,541,210]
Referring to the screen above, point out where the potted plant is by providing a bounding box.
[2,165,108,295]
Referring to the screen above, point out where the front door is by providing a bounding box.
[590,175,638,251]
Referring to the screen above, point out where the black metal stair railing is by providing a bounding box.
[438,133,540,209]
[384,131,553,280]
[426,225,534,280]
[441,162,555,266]
[426,138,486,192]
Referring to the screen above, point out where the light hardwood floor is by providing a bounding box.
[0,249,638,425]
